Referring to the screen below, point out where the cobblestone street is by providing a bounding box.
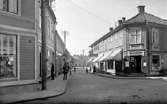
[18,69,167,104]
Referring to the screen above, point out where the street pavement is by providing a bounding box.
[18,69,167,104]
[0,75,67,104]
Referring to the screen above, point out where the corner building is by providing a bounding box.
[89,5,167,76]
[123,6,167,75]
[0,0,39,94]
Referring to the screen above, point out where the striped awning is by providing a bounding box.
[92,53,104,62]
[105,48,122,61]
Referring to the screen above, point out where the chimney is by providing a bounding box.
[137,5,145,13]
[109,27,113,31]
[118,20,122,26]
[122,17,126,23]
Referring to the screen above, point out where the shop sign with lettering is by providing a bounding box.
[128,51,144,56]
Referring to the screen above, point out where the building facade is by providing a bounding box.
[90,27,124,74]
[0,0,39,94]
[55,30,66,75]
[123,6,167,75]
[90,5,167,76]
[0,0,69,95]
[36,0,57,78]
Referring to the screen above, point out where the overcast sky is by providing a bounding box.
[52,0,167,55]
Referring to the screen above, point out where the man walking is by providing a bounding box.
[63,62,69,80]
[51,63,55,80]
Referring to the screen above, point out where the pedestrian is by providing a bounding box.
[90,66,92,72]
[86,67,88,73]
[51,63,55,80]
[93,66,96,73]
[69,65,72,76]
[63,62,69,80]
[74,67,76,72]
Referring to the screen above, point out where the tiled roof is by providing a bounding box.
[126,12,167,26]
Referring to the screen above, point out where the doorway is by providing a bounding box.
[130,56,141,73]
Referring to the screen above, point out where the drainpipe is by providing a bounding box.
[146,24,151,75]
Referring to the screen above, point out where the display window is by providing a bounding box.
[0,34,17,80]
[152,55,160,70]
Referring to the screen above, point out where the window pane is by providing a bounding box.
[9,0,18,13]
[3,36,8,54]
[0,0,3,10]
[0,36,1,54]
[2,0,8,11]
[152,55,160,67]
[0,34,17,80]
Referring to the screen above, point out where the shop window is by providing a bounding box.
[0,34,17,80]
[152,55,160,68]
[0,0,18,14]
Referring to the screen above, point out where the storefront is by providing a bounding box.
[0,31,38,95]
[124,50,147,74]
[150,54,161,75]
[102,48,122,74]
[0,34,17,80]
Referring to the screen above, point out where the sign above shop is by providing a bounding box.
[128,51,144,56]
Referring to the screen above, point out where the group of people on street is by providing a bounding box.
[50,60,77,81]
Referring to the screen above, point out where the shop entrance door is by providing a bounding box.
[130,56,141,73]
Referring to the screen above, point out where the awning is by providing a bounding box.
[99,51,113,61]
[92,53,104,62]
[87,57,95,63]
[105,48,122,61]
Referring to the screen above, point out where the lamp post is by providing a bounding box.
[41,0,49,90]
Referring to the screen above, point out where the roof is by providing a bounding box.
[126,12,167,25]
[47,5,57,23]
[90,10,167,48]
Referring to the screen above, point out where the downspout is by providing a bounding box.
[145,21,151,75]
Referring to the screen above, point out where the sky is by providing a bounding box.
[52,0,167,55]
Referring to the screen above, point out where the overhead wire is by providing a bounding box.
[53,0,112,26]
[68,0,112,26]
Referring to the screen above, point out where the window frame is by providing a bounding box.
[152,54,161,70]
[0,0,19,14]
[129,28,142,44]
[0,33,17,81]
[152,28,159,44]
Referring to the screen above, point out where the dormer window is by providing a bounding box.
[0,0,18,14]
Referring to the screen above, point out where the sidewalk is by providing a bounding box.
[0,75,68,104]
[94,72,167,80]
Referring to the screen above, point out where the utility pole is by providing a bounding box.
[62,30,69,62]
[54,30,58,77]
[82,49,85,69]
[41,0,49,90]
[63,30,69,48]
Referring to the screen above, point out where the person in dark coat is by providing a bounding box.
[63,62,69,80]
[51,63,55,80]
